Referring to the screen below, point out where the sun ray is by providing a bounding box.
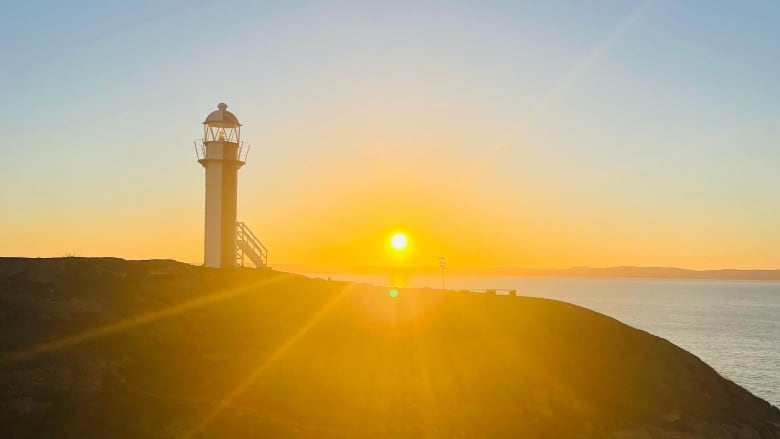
[409,295,439,423]
[464,0,656,181]
[0,273,292,364]
[182,284,355,438]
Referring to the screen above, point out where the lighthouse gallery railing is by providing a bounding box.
[193,140,251,164]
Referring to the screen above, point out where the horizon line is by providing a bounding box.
[2,256,780,273]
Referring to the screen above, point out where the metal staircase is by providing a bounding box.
[236,222,268,268]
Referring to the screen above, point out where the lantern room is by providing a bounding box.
[203,103,241,143]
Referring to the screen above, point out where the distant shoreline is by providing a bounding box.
[278,265,780,282]
[2,258,779,282]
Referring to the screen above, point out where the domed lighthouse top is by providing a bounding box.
[203,103,241,143]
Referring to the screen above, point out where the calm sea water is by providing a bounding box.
[320,274,780,408]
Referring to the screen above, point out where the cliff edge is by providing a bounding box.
[1,257,778,438]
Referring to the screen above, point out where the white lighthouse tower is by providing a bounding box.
[195,103,268,268]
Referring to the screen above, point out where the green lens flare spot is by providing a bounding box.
[389,289,399,298]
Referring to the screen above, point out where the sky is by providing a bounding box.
[1,0,779,270]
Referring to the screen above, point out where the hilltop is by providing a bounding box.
[0,257,778,438]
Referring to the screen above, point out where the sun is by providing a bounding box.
[390,233,408,251]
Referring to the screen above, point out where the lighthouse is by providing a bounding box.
[195,103,267,268]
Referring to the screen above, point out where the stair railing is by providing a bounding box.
[236,222,268,267]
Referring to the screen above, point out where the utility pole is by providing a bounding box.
[439,256,447,290]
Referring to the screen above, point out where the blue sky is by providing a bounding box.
[1,0,779,268]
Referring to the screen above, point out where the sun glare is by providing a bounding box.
[390,233,408,251]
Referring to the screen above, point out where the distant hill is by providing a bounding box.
[462,266,780,281]
[1,257,779,438]
[282,264,780,281]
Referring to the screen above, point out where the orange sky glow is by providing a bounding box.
[1,2,779,271]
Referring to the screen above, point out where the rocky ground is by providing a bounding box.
[0,257,778,438]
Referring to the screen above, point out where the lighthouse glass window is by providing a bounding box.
[204,124,240,143]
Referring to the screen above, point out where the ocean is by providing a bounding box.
[320,274,780,408]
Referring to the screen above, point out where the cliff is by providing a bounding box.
[1,257,778,438]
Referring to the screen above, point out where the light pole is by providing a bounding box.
[439,256,447,290]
